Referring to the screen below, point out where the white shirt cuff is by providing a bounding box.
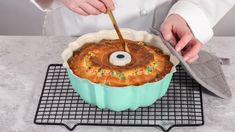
[31,0,63,11]
[167,1,213,44]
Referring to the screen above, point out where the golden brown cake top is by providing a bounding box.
[68,39,173,86]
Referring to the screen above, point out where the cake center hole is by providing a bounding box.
[109,51,131,66]
[117,54,125,59]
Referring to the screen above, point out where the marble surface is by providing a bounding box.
[0,36,235,132]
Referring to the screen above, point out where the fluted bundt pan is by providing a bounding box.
[62,29,179,111]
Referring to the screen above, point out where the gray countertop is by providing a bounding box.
[0,36,235,132]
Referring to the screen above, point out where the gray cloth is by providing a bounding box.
[150,28,232,99]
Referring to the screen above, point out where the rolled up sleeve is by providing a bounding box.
[168,0,235,43]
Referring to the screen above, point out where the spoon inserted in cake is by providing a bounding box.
[107,10,130,53]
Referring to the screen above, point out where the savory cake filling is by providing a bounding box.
[68,39,173,87]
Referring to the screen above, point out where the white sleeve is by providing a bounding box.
[168,0,235,43]
[30,0,63,11]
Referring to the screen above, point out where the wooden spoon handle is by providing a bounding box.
[107,10,128,52]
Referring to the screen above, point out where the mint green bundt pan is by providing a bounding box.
[67,69,174,111]
[62,29,179,111]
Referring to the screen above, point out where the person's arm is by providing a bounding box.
[30,0,63,11]
[160,0,234,63]
[168,0,235,43]
[31,0,114,15]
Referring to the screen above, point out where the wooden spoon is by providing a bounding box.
[107,10,130,52]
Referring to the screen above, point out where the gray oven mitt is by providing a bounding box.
[150,28,232,99]
[150,1,232,99]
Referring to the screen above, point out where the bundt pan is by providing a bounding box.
[62,29,179,111]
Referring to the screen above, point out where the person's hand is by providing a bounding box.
[160,14,202,63]
[62,0,115,16]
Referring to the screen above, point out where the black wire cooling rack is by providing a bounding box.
[34,64,204,132]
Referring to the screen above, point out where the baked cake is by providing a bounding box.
[68,39,173,87]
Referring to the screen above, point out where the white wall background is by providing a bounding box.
[0,0,234,36]
[0,0,45,35]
